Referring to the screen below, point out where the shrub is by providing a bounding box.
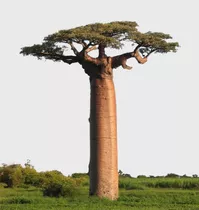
[0,164,24,187]
[42,179,80,197]
[22,167,40,187]
[0,182,7,188]
[137,175,147,178]
[71,173,88,178]
[165,173,180,178]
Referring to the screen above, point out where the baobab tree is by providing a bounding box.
[20,21,179,200]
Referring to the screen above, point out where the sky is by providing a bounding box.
[0,0,198,177]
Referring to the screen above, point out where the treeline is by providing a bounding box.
[118,170,199,190]
[119,170,199,179]
[1,163,199,197]
[0,162,88,197]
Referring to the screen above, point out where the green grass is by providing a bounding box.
[2,164,199,209]
[119,177,199,190]
[1,187,199,210]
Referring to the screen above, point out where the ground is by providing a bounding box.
[1,186,199,209]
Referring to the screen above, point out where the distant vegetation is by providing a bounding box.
[1,162,199,197]
[0,161,88,197]
[1,162,199,209]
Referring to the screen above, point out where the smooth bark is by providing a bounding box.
[84,49,146,200]
[89,77,118,200]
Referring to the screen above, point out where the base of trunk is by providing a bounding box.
[89,78,118,200]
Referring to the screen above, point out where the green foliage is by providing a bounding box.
[22,165,40,187]
[132,31,179,55]
[42,179,80,198]
[71,173,89,187]
[2,162,199,209]
[71,173,88,178]
[0,182,7,188]
[137,175,147,178]
[118,170,132,178]
[0,164,24,187]
[2,196,32,204]
[33,170,81,197]
[119,176,199,190]
[1,187,199,209]
[44,21,138,49]
[119,177,145,190]
[20,21,179,62]
[165,173,180,178]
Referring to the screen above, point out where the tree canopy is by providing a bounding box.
[20,21,179,70]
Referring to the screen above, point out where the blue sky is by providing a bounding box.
[0,0,198,177]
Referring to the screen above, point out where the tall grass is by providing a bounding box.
[119,177,199,190]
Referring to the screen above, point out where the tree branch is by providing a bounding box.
[83,51,101,65]
[98,44,106,58]
[133,43,143,52]
[111,43,149,69]
[133,49,147,64]
[78,40,87,48]
[146,49,156,57]
[68,41,79,55]
[30,52,79,64]
[85,45,98,53]
[111,52,134,70]
[61,55,79,64]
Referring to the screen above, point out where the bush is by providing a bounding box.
[0,182,7,188]
[39,170,80,197]
[42,179,80,197]
[71,173,88,178]
[0,164,24,187]
[165,173,180,178]
[22,166,40,187]
[137,175,147,179]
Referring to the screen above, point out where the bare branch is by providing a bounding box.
[68,41,79,55]
[76,40,87,48]
[85,45,98,53]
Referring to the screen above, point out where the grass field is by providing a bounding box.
[1,186,199,210]
[1,165,199,210]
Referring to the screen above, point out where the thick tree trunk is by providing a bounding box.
[89,77,118,200]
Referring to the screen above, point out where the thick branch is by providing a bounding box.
[133,49,147,64]
[81,44,101,65]
[83,51,101,65]
[111,45,149,69]
[98,44,106,58]
[111,52,134,70]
